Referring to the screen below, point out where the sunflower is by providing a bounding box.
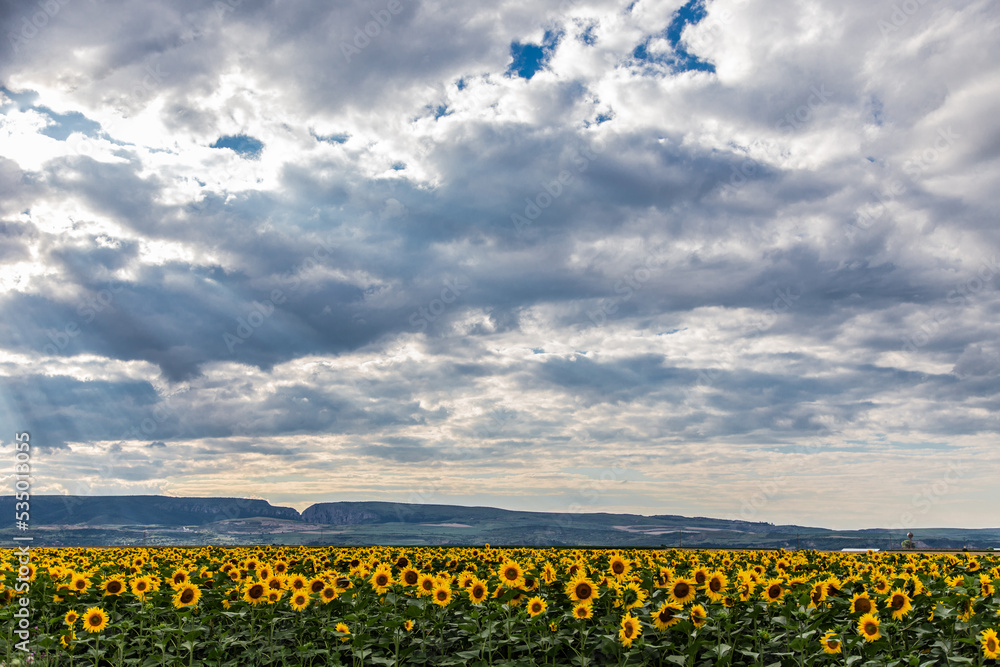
[857,612,881,643]
[308,577,326,595]
[762,579,784,604]
[887,589,912,620]
[983,628,1000,660]
[498,560,525,589]
[609,555,629,578]
[171,584,201,608]
[872,575,890,595]
[809,581,827,608]
[404,619,414,632]
[652,602,682,630]
[289,591,310,611]
[370,567,393,593]
[958,598,975,622]
[432,584,452,607]
[418,574,436,596]
[265,575,285,591]
[690,604,708,628]
[542,562,557,585]
[704,572,728,603]
[468,580,488,604]
[692,568,709,586]
[400,567,421,587]
[820,630,841,654]
[618,614,641,648]
[243,581,267,605]
[319,586,339,604]
[64,610,79,627]
[526,596,547,617]
[669,577,696,605]
[824,576,843,598]
[849,591,874,616]
[980,575,995,599]
[615,581,648,611]
[567,574,598,605]
[101,577,126,597]
[573,603,593,620]
[335,622,351,643]
[82,607,108,634]
[70,574,89,594]
[170,569,189,589]
[221,588,239,610]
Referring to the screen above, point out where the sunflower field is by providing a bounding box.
[1,545,998,666]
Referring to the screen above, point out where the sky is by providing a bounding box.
[0,0,998,531]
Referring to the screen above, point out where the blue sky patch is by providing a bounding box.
[1,87,102,140]
[507,30,561,79]
[38,109,103,141]
[312,130,349,144]
[210,134,265,159]
[634,0,716,74]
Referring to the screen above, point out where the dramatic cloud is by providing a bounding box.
[1,0,999,529]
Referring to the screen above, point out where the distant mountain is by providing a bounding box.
[301,501,773,531]
[3,496,998,549]
[0,495,300,526]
